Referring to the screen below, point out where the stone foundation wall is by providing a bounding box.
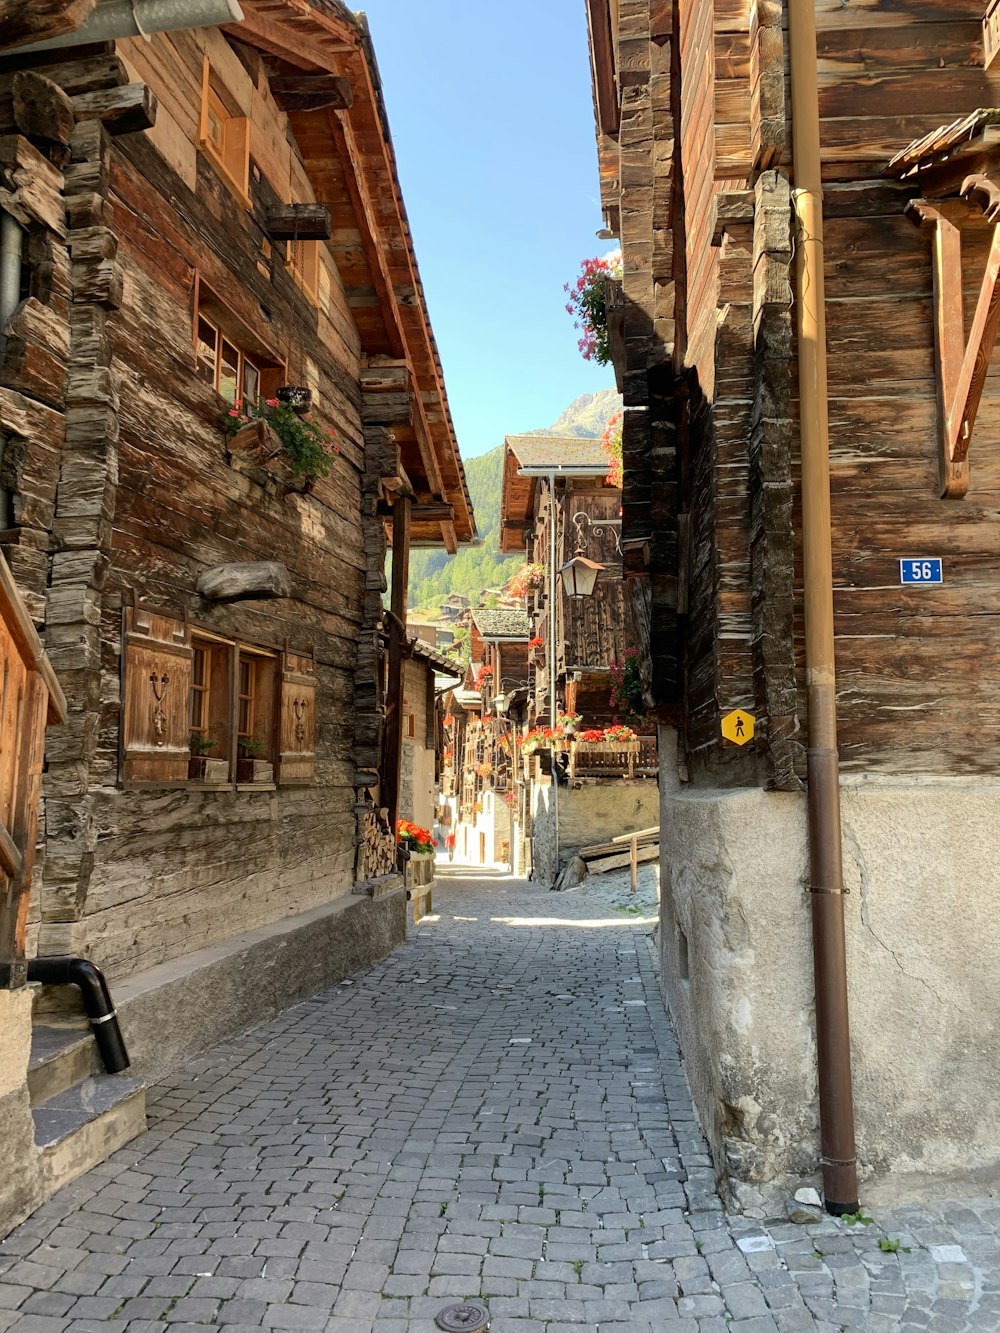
[657,726,1000,1211]
[531,777,659,886]
[0,991,41,1237]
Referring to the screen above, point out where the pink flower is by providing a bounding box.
[228,408,240,417]
[266,397,279,407]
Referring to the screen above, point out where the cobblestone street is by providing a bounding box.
[1,865,998,1333]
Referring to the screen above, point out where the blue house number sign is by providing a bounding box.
[899,558,943,585]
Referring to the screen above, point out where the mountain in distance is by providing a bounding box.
[407,389,622,613]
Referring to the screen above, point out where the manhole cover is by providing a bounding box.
[435,1302,490,1332]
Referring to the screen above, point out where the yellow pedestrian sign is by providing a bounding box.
[721,709,755,746]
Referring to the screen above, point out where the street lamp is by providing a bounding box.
[560,554,603,600]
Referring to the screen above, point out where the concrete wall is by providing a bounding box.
[0,991,41,1236]
[657,727,1000,1212]
[531,777,660,886]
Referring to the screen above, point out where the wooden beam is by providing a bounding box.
[11,71,73,146]
[71,83,156,134]
[264,203,331,240]
[0,0,94,52]
[270,74,352,112]
[222,15,343,72]
[410,502,455,522]
[381,496,411,833]
[908,183,1000,498]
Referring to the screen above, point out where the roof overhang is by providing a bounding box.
[224,0,475,550]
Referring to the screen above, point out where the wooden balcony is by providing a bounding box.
[567,735,657,780]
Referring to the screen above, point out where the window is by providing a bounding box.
[194,287,284,405]
[198,60,250,203]
[190,642,210,736]
[196,314,270,406]
[237,652,256,741]
[123,608,316,789]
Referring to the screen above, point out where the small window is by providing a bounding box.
[190,642,210,735]
[219,337,240,404]
[198,60,250,203]
[188,635,233,774]
[237,653,256,740]
[194,288,284,407]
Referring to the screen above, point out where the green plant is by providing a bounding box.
[224,396,340,480]
[439,1202,448,1217]
[238,737,265,758]
[878,1237,910,1253]
[694,1239,703,1254]
[189,732,217,756]
[842,1209,875,1227]
[609,647,645,727]
[564,251,622,363]
[571,1259,584,1277]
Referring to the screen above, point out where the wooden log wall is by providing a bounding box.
[558,486,630,674]
[603,0,1000,779]
[0,28,400,980]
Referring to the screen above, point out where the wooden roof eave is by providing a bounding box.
[225,0,476,549]
[499,446,537,554]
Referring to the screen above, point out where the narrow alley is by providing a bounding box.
[0,868,997,1333]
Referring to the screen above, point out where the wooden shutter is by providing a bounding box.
[121,605,192,785]
[276,649,316,784]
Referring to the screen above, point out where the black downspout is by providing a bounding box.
[0,957,131,1074]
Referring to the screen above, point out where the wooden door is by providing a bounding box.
[0,555,65,987]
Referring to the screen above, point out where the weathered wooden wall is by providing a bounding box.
[0,30,392,981]
[601,0,1000,781]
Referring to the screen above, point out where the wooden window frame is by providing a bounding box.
[123,607,316,792]
[194,282,285,406]
[198,58,251,207]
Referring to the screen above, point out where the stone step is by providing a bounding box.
[28,1025,102,1107]
[33,1076,146,1195]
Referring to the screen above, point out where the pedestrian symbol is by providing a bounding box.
[721,709,755,746]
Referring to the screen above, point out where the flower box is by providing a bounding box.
[188,756,230,784]
[226,420,314,497]
[407,849,435,888]
[236,758,273,783]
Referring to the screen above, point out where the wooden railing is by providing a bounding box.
[0,554,65,987]
[567,735,658,779]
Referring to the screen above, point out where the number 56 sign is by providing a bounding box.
[899,558,943,585]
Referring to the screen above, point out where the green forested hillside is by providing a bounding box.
[407,389,621,613]
[407,446,515,609]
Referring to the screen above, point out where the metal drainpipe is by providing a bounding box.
[12,0,244,54]
[0,210,22,346]
[787,0,859,1214]
[548,471,560,882]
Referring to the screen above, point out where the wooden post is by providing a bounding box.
[382,494,411,835]
[630,835,638,894]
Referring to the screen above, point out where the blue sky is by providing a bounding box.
[360,1,616,459]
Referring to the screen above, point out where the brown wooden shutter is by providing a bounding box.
[121,605,192,785]
[276,649,316,784]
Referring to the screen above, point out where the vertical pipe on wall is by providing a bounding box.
[787,0,859,1214]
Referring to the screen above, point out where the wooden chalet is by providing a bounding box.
[0,0,472,1231]
[501,432,633,725]
[585,0,1000,1207]
[498,435,657,881]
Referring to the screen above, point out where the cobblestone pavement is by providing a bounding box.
[1,864,998,1333]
